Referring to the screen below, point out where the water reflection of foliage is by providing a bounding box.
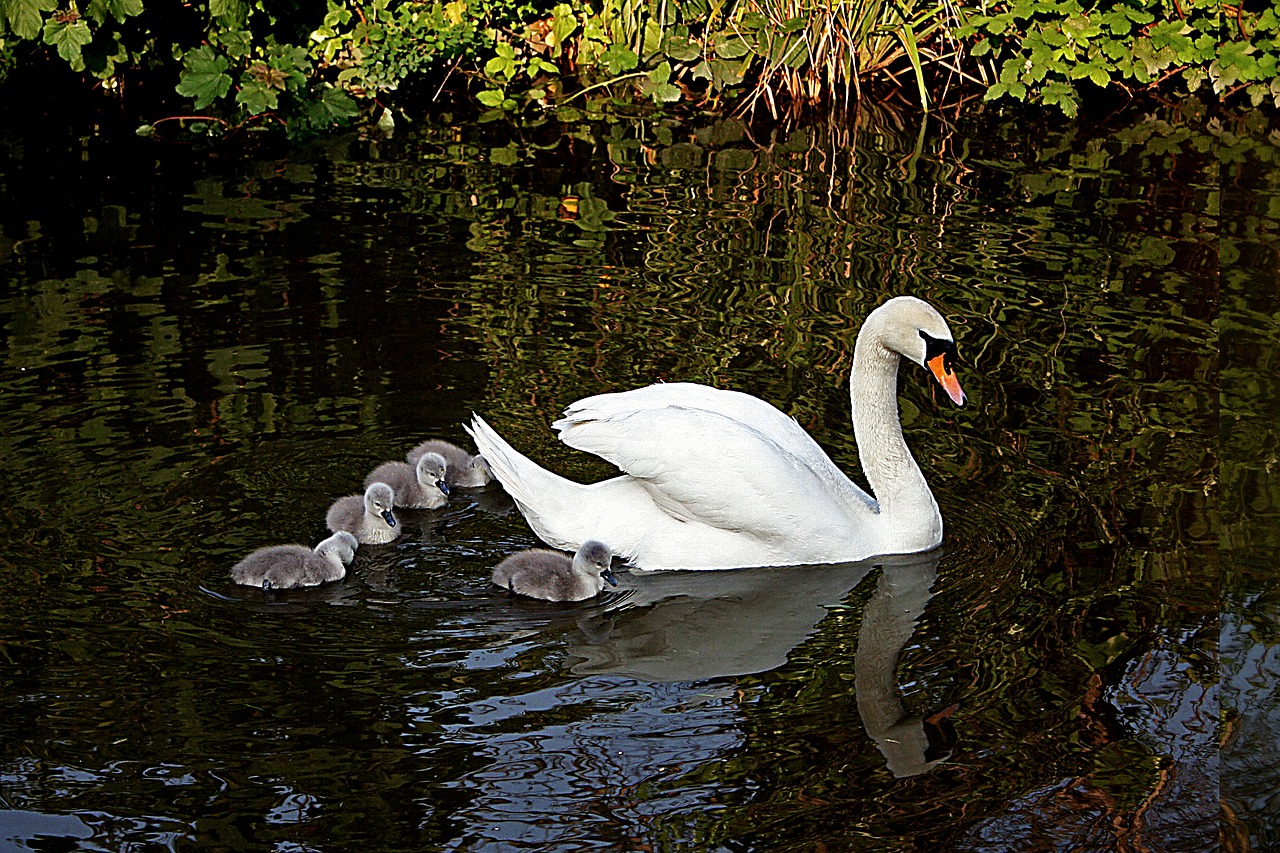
[1,103,1277,848]
[397,107,1255,847]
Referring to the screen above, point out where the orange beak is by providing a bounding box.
[927,353,965,406]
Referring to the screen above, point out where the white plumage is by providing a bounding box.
[467,296,965,570]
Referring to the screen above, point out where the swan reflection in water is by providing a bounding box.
[566,551,954,777]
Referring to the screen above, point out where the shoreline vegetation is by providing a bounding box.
[0,0,1276,140]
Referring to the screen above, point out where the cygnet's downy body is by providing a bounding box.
[231,531,358,590]
[406,439,493,489]
[326,481,400,544]
[492,539,617,602]
[365,453,449,509]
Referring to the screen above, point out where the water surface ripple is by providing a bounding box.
[0,108,1272,851]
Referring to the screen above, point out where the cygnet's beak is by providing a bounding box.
[437,479,451,496]
[927,353,966,406]
[381,510,397,527]
[601,566,618,587]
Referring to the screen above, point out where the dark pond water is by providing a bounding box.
[0,103,1276,851]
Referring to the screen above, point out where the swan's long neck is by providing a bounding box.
[850,329,934,520]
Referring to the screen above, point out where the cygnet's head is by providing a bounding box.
[576,540,617,586]
[364,482,398,527]
[318,530,359,563]
[415,451,450,497]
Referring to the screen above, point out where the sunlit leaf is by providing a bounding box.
[42,16,92,67]
[3,0,58,40]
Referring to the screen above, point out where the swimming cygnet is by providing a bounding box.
[326,481,400,544]
[364,452,449,509]
[492,540,618,602]
[231,530,358,590]
[406,439,493,489]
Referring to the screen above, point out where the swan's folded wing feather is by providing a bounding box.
[556,405,874,540]
[556,384,877,512]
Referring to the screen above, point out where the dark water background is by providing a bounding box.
[0,103,1276,851]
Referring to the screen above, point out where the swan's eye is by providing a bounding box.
[919,330,957,374]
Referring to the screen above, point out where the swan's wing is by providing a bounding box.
[554,404,875,539]
[556,383,876,511]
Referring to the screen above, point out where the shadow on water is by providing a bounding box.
[0,103,1275,850]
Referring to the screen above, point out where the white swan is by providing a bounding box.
[467,296,965,570]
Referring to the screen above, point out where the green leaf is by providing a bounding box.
[476,88,506,107]
[210,0,248,27]
[707,57,746,87]
[599,42,637,75]
[549,3,576,55]
[213,28,252,58]
[4,0,58,40]
[972,38,992,58]
[175,45,233,109]
[662,31,701,62]
[86,0,141,24]
[1040,80,1079,116]
[267,43,310,88]
[236,78,278,114]
[529,56,558,76]
[1182,65,1207,92]
[652,81,681,102]
[715,35,751,60]
[303,86,359,126]
[42,17,92,67]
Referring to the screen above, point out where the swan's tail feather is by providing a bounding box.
[465,414,580,551]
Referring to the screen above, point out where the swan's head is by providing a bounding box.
[364,482,398,527]
[871,296,965,406]
[576,539,618,586]
[415,451,451,497]
[317,530,359,564]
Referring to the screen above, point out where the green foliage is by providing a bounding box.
[957,0,1280,114]
[175,45,233,110]
[0,0,1272,136]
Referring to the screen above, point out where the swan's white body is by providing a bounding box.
[468,296,965,571]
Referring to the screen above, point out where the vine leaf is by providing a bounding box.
[176,45,233,109]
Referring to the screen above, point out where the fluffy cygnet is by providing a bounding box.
[491,540,617,602]
[365,452,449,509]
[231,530,358,590]
[406,439,494,489]
[326,481,400,544]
